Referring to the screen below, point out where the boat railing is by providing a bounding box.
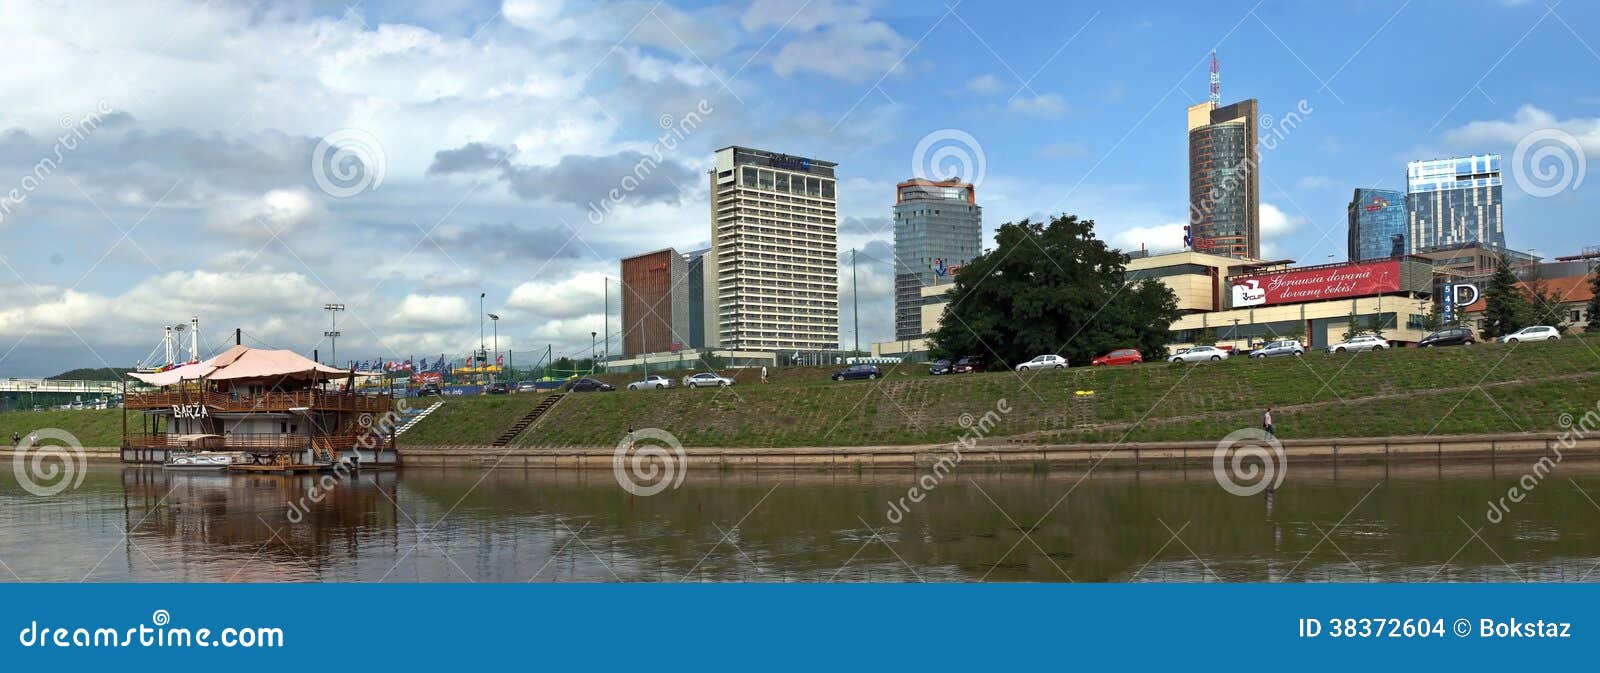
[125,389,391,413]
[122,432,388,451]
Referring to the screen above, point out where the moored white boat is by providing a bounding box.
[163,451,236,470]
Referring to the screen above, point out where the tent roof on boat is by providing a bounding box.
[129,345,358,386]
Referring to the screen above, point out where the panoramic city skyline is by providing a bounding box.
[0,1,1596,376]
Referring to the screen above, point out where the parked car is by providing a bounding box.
[1329,334,1389,353]
[1418,327,1476,348]
[626,374,676,390]
[416,383,442,396]
[1168,345,1229,362]
[832,364,882,381]
[682,372,735,388]
[951,356,983,374]
[1091,349,1143,366]
[1500,325,1561,343]
[1016,354,1068,371]
[516,381,539,392]
[1249,340,1305,358]
[487,382,510,394]
[566,378,614,392]
[928,359,953,376]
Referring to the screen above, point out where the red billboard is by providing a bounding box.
[1230,260,1401,307]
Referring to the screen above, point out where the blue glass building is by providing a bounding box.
[893,179,981,340]
[1406,155,1504,252]
[1347,188,1407,261]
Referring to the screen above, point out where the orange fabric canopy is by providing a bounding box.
[130,345,354,386]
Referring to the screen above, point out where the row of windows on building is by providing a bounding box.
[740,166,836,198]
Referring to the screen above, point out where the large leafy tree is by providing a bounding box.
[1588,267,1600,333]
[926,214,1180,369]
[1523,271,1569,330]
[1481,252,1528,339]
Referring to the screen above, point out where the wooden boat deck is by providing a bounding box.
[227,463,333,474]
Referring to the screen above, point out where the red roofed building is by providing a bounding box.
[1461,274,1596,333]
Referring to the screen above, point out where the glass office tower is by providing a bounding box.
[892,179,981,340]
[1347,188,1407,261]
[1406,154,1504,252]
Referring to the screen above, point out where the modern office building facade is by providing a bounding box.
[708,146,839,352]
[1347,188,1407,261]
[1406,154,1504,252]
[1187,99,1260,259]
[893,178,981,340]
[619,248,690,356]
[681,247,710,349]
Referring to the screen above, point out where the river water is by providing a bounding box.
[2,460,1597,582]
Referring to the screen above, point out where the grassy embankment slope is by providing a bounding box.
[12,335,1598,449]
[397,334,1600,448]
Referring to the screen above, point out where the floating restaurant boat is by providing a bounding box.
[162,449,235,470]
[121,340,399,472]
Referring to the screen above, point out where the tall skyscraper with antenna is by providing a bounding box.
[1186,52,1260,259]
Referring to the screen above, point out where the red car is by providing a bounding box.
[1090,348,1143,366]
[951,356,984,373]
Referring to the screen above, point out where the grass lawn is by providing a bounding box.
[397,393,550,446]
[0,408,127,447]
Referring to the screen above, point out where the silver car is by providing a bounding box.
[626,375,675,390]
[1500,326,1561,343]
[1168,345,1229,362]
[1250,339,1305,358]
[1329,334,1389,353]
[682,372,735,388]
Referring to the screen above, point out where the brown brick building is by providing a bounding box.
[620,248,690,355]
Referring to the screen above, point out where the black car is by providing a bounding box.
[929,359,953,375]
[951,356,983,374]
[1418,327,1476,348]
[487,382,510,394]
[416,383,442,396]
[566,378,615,392]
[831,364,882,381]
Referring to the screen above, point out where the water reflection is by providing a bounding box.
[0,460,1596,582]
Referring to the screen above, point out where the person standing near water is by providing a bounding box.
[760,365,768,384]
[1263,407,1275,439]
[11,432,18,447]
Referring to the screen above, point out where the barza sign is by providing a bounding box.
[171,404,208,419]
[1231,260,1402,307]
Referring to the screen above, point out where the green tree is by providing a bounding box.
[1481,252,1528,338]
[926,214,1181,368]
[1341,309,1363,342]
[1523,271,1569,330]
[1194,326,1218,346]
[1587,268,1600,333]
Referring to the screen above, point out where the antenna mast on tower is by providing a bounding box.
[1209,51,1220,107]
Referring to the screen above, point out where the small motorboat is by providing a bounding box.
[163,451,235,470]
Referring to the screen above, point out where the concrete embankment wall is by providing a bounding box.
[13,433,1598,470]
[396,433,1599,470]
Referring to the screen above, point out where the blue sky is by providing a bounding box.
[0,0,1595,376]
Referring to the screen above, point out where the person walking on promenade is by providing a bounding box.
[11,432,18,447]
[760,365,768,384]
[625,423,635,448]
[1262,407,1275,439]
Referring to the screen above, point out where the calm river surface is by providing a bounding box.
[2,461,1598,582]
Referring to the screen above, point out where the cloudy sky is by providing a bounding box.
[0,0,1596,376]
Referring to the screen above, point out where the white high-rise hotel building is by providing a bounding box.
[706,146,839,352]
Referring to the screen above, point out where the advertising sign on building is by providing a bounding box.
[1230,260,1402,307]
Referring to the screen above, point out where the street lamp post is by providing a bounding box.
[479,293,486,355]
[488,313,500,378]
[323,303,344,366]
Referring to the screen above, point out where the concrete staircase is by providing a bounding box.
[394,400,444,437]
[491,394,565,447]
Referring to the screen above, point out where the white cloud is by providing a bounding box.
[1444,104,1600,154]
[202,188,326,239]
[742,0,872,33]
[1260,202,1304,238]
[771,21,908,82]
[1107,222,1187,255]
[1008,93,1068,118]
[506,271,608,321]
[389,294,472,329]
[966,74,1003,95]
